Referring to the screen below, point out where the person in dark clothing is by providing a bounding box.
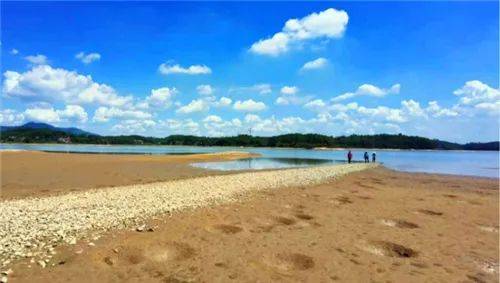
[347,150,353,164]
[364,152,369,163]
[372,152,376,163]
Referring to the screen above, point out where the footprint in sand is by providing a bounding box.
[417,209,443,216]
[294,213,314,220]
[143,242,196,263]
[331,196,353,205]
[361,241,418,258]
[357,195,372,200]
[273,216,297,226]
[263,252,315,273]
[380,219,419,229]
[213,224,243,234]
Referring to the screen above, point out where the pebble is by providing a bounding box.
[37,260,46,268]
[0,276,7,283]
[0,163,374,265]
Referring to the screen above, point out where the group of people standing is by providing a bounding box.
[347,150,376,164]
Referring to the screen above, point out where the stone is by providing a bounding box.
[37,260,46,268]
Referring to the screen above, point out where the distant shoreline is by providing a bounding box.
[1,142,499,152]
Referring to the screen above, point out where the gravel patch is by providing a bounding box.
[0,163,374,267]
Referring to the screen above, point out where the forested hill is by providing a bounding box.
[0,122,498,151]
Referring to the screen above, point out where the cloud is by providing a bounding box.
[276,86,312,105]
[426,101,458,117]
[24,54,48,65]
[201,115,243,136]
[250,8,348,56]
[203,115,223,123]
[112,119,156,134]
[176,99,209,114]
[304,99,327,112]
[56,105,89,122]
[0,109,25,125]
[332,83,401,102]
[233,99,267,112]
[229,83,272,95]
[280,86,299,95]
[93,107,151,122]
[144,87,177,108]
[10,49,19,55]
[453,80,500,104]
[401,99,426,117]
[213,96,232,107]
[196,84,214,95]
[75,52,101,64]
[158,63,211,75]
[3,65,133,107]
[22,105,88,123]
[175,94,231,114]
[24,108,61,123]
[301,57,328,71]
[159,119,200,135]
[244,114,261,123]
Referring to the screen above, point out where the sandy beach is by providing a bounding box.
[0,151,257,199]
[0,151,498,282]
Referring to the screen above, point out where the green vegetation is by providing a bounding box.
[1,124,498,150]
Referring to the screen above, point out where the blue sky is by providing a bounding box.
[1,1,499,142]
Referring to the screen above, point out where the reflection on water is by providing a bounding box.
[192,157,337,171]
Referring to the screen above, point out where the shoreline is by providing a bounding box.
[1,151,497,201]
[1,142,498,152]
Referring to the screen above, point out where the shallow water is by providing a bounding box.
[192,157,338,171]
[0,143,498,178]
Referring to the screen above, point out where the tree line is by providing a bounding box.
[1,128,498,150]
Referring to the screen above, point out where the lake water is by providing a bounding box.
[193,157,339,171]
[0,143,498,178]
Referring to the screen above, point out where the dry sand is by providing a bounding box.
[0,152,498,283]
[0,151,256,199]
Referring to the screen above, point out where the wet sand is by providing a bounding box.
[2,166,498,282]
[0,151,256,199]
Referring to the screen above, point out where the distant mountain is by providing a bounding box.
[0,122,96,136]
[0,122,498,151]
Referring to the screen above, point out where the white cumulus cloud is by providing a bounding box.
[280,86,299,95]
[301,57,328,71]
[24,54,48,65]
[453,80,500,104]
[250,8,348,56]
[93,107,152,123]
[75,52,101,64]
[332,83,401,102]
[3,65,133,107]
[176,99,210,114]
[233,99,267,112]
[144,87,178,108]
[196,84,214,95]
[229,83,272,95]
[0,109,25,125]
[158,63,212,75]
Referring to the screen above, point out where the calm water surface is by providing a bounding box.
[1,143,498,178]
